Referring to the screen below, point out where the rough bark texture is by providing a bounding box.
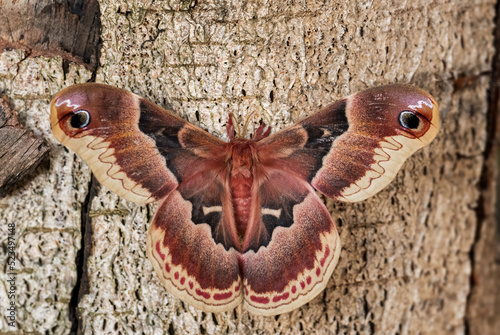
[465,2,500,332]
[0,0,101,71]
[0,98,50,196]
[0,0,498,334]
[0,50,92,333]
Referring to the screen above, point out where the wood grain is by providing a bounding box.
[0,0,101,71]
[0,98,49,196]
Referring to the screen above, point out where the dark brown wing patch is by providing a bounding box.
[256,99,349,183]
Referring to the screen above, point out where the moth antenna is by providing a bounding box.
[241,110,257,138]
[227,113,239,140]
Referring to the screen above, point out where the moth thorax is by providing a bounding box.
[229,140,256,171]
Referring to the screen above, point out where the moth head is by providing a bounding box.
[350,84,440,147]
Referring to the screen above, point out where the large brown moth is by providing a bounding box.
[50,83,439,316]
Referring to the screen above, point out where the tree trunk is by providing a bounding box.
[0,0,498,334]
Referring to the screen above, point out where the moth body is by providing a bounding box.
[226,139,258,237]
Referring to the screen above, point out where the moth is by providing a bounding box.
[50,83,439,315]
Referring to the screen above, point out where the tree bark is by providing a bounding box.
[0,98,49,196]
[0,0,498,334]
[0,0,101,71]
